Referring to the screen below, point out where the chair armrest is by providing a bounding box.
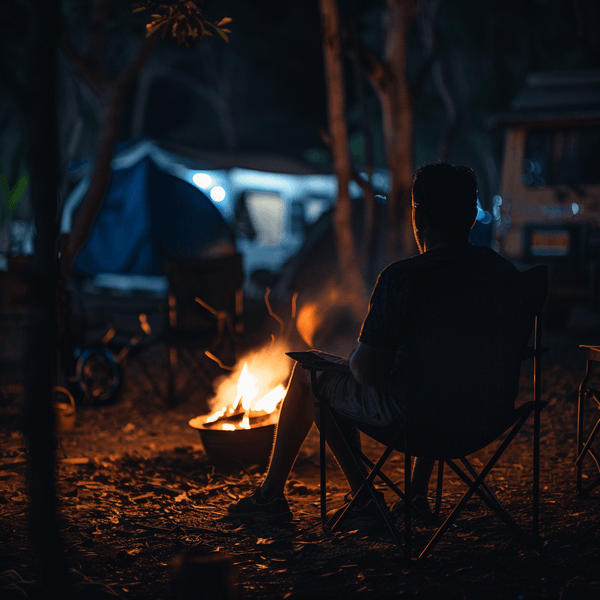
[286,351,351,374]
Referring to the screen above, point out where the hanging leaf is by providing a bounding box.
[0,171,28,214]
[133,0,231,47]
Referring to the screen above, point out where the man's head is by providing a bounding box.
[411,162,478,252]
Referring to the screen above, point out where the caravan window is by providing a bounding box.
[523,125,600,187]
[245,192,285,247]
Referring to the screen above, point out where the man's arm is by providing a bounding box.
[349,342,395,387]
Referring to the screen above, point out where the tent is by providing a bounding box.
[61,140,234,278]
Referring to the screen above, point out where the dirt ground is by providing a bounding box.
[1,325,600,599]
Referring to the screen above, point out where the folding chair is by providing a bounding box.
[288,264,548,563]
[132,253,244,407]
[576,345,600,496]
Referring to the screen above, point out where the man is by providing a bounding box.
[229,162,523,526]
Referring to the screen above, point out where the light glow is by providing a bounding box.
[210,186,226,202]
[192,172,212,189]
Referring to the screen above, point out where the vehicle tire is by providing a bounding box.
[76,347,121,405]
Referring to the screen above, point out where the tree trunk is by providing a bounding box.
[417,0,458,162]
[348,25,378,283]
[382,0,418,260]
[24,3,73,597]
[64,36,159,275]
[319,0,367,318]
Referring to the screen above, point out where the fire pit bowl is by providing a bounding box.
[190,420,276,469]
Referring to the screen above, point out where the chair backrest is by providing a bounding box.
[164,253,243,336]
[403,261,548,458]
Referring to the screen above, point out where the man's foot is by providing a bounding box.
[326,490,387,532]
[391,495,439,526]
[228,487,292,523]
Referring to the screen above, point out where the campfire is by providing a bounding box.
[201,362,285,430]
[189,342,292,466]
[191,341,291,430]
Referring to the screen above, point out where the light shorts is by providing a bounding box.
[311,351,405,429]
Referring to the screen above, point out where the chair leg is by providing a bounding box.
[129,351,167,402]
[434,460,444,517]
[167,345,177,406]
[533,313,542,536]
[313,383,404,553]
[415,459,524,562]
[324,416,401,548]
[461,458,505,511]
[358,451,408,503]
[412,412,534,563]
[447,459,530,541]
[404,451,412,560]
[319,394,328,528]
[177,348,214,396]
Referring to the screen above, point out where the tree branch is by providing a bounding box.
[60,35,107,95]
[65,35,160,274]
[86,0,112,69]
[357,41,392,100]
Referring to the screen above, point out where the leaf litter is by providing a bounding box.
[0,331,599,598]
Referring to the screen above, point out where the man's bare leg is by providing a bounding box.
[259,364,368,500]
[411,458,435,498]
[259,363,314,500]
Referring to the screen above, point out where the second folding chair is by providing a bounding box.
[132,253,244,407]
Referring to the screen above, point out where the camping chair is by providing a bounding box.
[288,264,548,563]
[576,345,600,496]
[133,253,244,407]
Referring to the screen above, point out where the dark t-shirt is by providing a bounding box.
[358,243,530,456]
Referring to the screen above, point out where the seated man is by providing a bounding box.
[229,162,525,526]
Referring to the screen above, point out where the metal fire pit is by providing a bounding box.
[190,419,276,468]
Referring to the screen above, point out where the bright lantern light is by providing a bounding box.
[192,172,212,189]
[210,186,226,202]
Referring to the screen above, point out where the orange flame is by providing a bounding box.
[197,341,292,430]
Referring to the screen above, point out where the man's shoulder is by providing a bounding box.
[381,244,517,275]
[380,252,428,276]
[470,243,517,265]
[464,244,520,276]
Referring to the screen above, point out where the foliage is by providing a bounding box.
[133,0,231,46]
[0,1,32,225]
[0,171,29,225]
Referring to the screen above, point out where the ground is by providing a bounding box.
[1,327,599,599]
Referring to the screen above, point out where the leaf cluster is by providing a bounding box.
[0,172,28,225]
[133,0,231,47]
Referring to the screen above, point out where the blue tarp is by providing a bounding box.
[71,155,234,277]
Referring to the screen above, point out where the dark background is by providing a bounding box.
[1,0,600,219]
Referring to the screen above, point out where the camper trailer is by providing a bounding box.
[493,69,600,317]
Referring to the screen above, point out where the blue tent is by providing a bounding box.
[62,142,234,278]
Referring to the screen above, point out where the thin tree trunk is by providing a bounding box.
[382,0,418,260]
[417,0,458,161]
[24,3,73,597]
[319,0,366,318]
[348,25,378,282]
[64,36,159,274]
